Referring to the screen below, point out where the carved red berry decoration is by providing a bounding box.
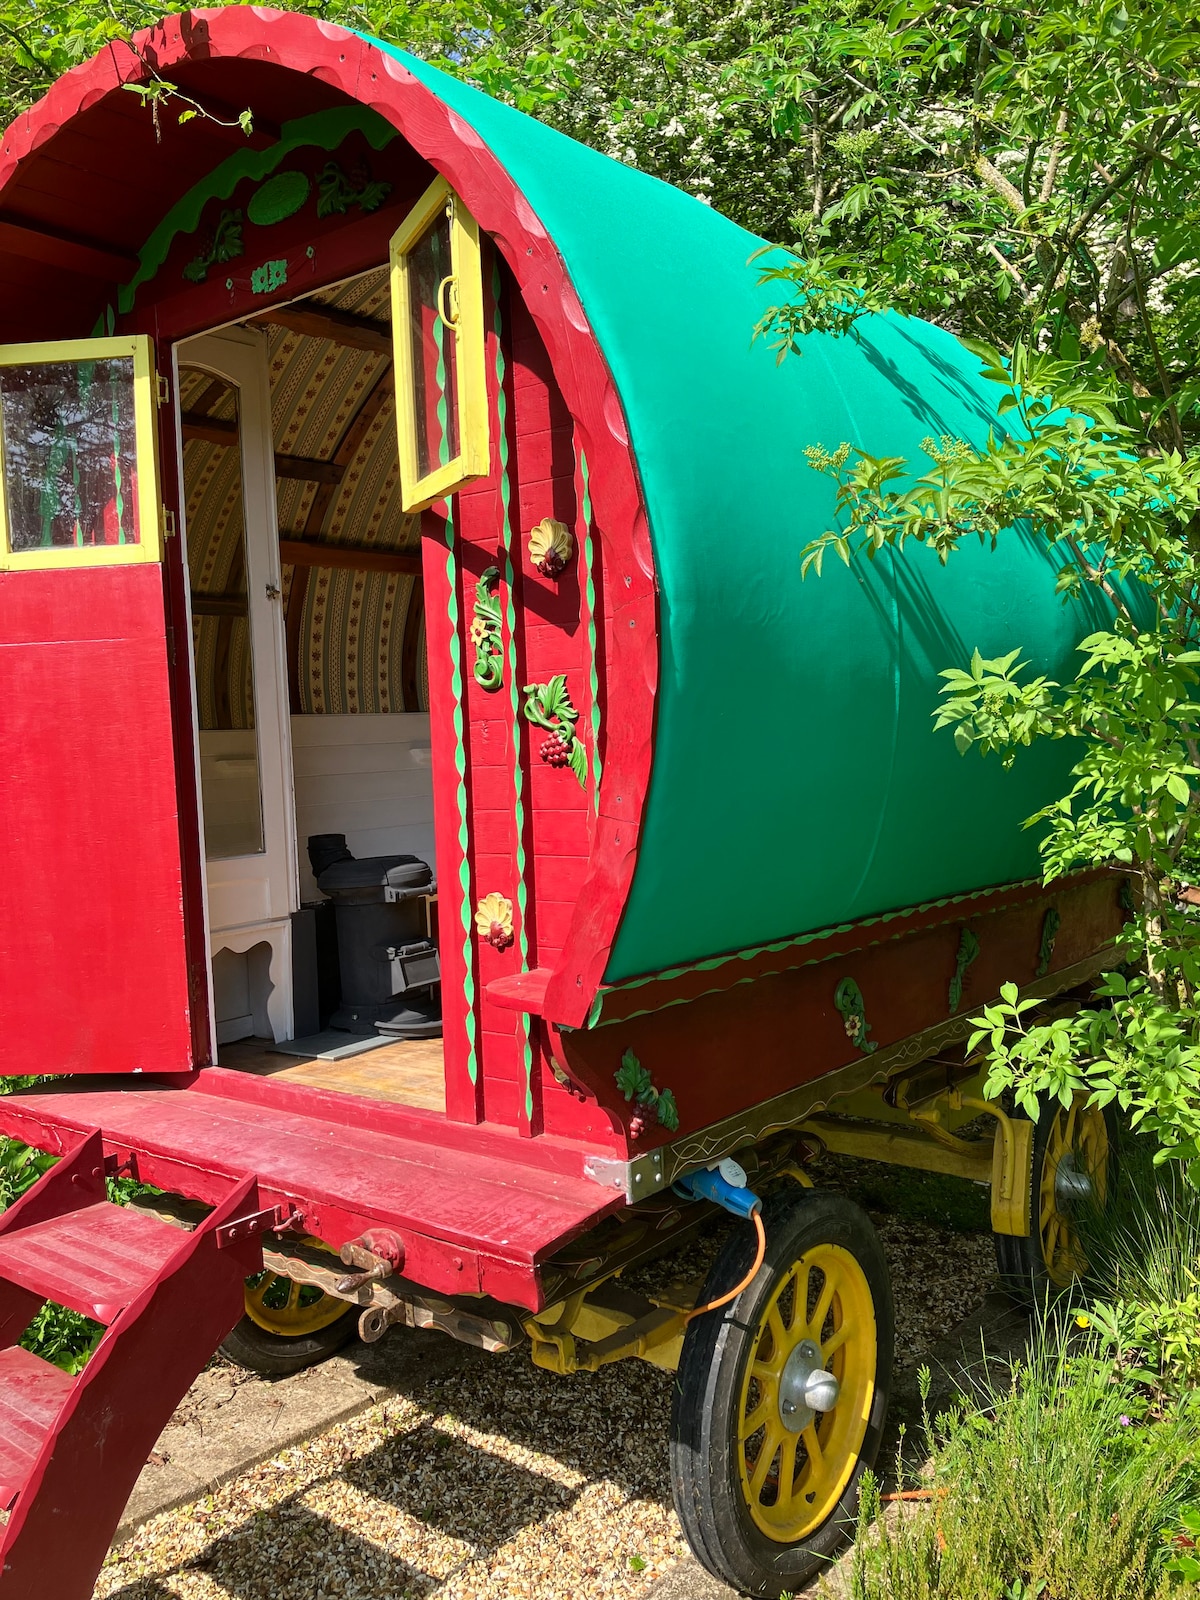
[629,1114,647,1141]
[541,729,572,767]
[536,548,567,579]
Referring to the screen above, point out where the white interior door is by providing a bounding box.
[175,328,297,1044]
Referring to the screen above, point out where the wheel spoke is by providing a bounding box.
[776,1433,799,1503]
[750,1426,782,1497]
[740,1393,772,1441]
[822,1321,851,1362]
[790,1264,811,1334]
[286,1278,302,1312]
[1063,1098,1078,1147]
[808,1268,839,1339]
[801,1423,824,1479]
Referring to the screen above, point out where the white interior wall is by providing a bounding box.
[291,712,436,902]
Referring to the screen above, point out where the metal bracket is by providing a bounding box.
[215,1205,295,1249]
[582,1148,666,1201]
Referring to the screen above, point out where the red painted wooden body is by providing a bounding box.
[0,7,1124,1329]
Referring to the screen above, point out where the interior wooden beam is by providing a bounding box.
[274,454,345,485]
[248,303,392,354]
[181,412,238,445]
[181,414,344,485]
[190,591,248,617]
[0,216,138,281]
[280,538,422,575]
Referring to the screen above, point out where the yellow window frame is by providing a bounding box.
[390,177,489,514]
[0,334,162,571]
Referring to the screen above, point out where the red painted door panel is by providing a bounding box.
[0,565,193,1074]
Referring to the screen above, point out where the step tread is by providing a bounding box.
[0,1201,181,1323]
[0,1346,73,1509]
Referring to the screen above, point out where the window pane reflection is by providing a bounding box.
[0,357,140,551]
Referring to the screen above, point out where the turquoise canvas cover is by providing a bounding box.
[381,43,1102,983]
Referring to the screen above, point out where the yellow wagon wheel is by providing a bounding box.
[670,1190,893,1596]
[996,1091,1114,1304]
[221,1269,357,1376]
[243,1271,353,1337]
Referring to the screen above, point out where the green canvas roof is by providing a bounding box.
[380,43,1102,983]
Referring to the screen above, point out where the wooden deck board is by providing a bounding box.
[218,1037,446,1114]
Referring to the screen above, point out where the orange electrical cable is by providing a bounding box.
[684,1209,767,1322]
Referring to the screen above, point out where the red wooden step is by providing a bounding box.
[0,1201,182,1324]
[0,1347,72,1510]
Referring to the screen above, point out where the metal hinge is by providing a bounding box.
[163,508,177,539]
[156,374,170,407]
[215,1205,296,1249]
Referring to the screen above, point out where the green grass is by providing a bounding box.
[852,1332,1200,1600]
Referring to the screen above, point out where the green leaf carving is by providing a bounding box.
[948,926,981,1014]
[471,567,503,691]
[615,1048,653,1102]
[834,976,877,1054]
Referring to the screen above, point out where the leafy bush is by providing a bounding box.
[852,1336,1200,1600]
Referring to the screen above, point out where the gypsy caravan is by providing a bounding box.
[0,11,1123,1595]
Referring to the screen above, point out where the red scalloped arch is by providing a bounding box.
[0,6,657,1028]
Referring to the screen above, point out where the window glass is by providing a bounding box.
[0,357,140,551]
[407,207,461,479]
[180,368,264,859]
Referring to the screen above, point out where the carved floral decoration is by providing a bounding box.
[523,676,587,787]
[835,976,877,1054]
[470,566,503,690]
[615,1049,680,1138]
[475,892,514,951]
[528,517,574,578]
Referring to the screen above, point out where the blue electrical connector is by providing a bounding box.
[674,1161,761,1219]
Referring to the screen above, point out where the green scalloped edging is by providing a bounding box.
[432,265,478,1088]
[117,106,397,313]
[578,451,603,808]
[493,260,535,1122]
[584,877,1048,1029]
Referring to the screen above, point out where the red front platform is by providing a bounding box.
[0,1080,621,1311]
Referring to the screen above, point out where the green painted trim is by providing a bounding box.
[117,106,398,313]
[493,260,535,1121]
[443,502,478,1085]
[578,451,603,810]
[586,877,1045,1028]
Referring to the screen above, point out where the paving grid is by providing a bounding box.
[96,1167,1009,1600]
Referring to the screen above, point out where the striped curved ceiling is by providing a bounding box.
[183,266,426,730]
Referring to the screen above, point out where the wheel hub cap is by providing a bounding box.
[1054,1150,1093,1211]
[777,1338,840,1433]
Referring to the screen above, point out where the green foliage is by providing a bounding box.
[852,1332,1200,1600]
[1077,1156,1200,1400]
[771,3,1200,1176]
[614,1048,679,1131]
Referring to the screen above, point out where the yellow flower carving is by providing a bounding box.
[528,517,574,577]
[475,892,515,950]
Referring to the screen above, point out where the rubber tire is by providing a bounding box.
[670,1189,894,1598]
[995,1097,1117,1308]
[220,1302,357,1376]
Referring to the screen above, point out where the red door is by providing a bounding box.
[0,336,193,1076]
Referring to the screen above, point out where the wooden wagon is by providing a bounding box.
[0,10,1123,1594]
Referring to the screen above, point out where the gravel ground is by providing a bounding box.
[94,1168,1000,1600]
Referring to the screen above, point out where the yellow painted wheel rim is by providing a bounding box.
[244,1272,351,1338]
[1039,1095,1109,1288]
[736,1242,877,1543]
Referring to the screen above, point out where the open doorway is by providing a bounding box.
[178,266,443,1114]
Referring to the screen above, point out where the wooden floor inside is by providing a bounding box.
[218,1036,446,1114]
